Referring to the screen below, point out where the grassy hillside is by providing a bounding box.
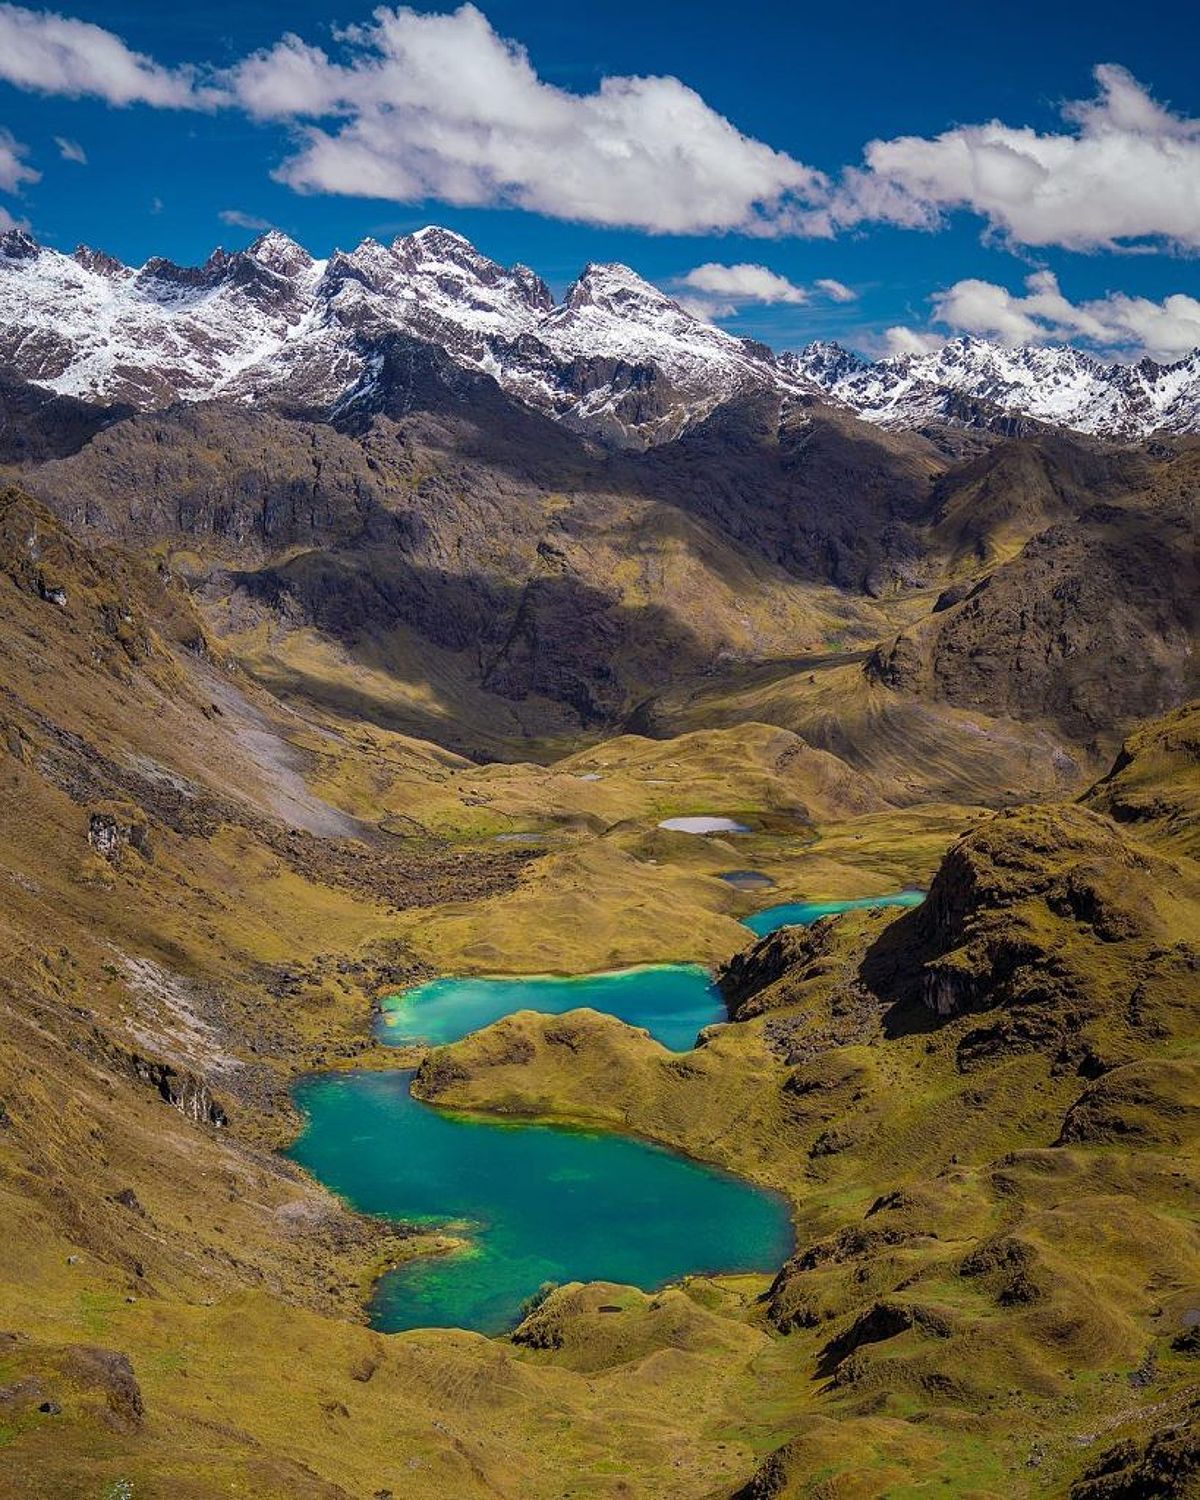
[414,705,1200,1497]
[0,475,1195,1498]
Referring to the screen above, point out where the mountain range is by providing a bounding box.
[0,209,1198,1500]
[4,226,1199,447]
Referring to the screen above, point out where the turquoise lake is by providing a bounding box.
[290,1071,792,1335]
[291,965,791,1334]
[743,889,925,937]
[377,964,726,1054]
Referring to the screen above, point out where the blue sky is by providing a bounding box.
[0,0,1197,358]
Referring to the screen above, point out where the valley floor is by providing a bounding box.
[0,488,1196,1499]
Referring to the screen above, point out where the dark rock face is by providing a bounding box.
[868,456,1199,745]
[87,808,151,864]
[881,801,1172,1066]
[60,1347,145,1433]
[1069,1411,1200,1499]
[127,1055,229,1127]
[716,927,823,1018]
[639,395,938,592]
[905,802,1157,1007]
[927,434,1153,562]
[0,368,131,464]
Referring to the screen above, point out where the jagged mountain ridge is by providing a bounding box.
[787,336,1200,439]
[6,225,1199,448]
[0,226,810,448]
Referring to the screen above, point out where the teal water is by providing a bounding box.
[743,889,925,937]
[378,964,726,1054]
[289,1070,792,1334]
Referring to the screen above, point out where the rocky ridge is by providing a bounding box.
[0,226,811,448]
[788,336,1200,439]
[6,225,1200,450]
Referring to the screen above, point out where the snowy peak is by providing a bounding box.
[0,230,40,262]
[315,229,551,341]
[791,335,1200,439]
[0,226,803,445]
[72,245,128,279]
[3,226,1198,445]
[781,340,864,384]
[247,230,315,278]
[562,261,678,314]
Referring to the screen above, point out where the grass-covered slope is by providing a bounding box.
[0,488,982,1497]
[0,469,1196,1497]
[414,705,1200,1497]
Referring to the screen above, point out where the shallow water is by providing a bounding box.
[657,815,750,834]
[289,1071,792,1335]
[378,964,726,1054]
[743,889,925,937]
[717,870,777,890]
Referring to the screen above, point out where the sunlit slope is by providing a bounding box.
[413,707,1200,1497]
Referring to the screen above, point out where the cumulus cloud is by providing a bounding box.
[54,134,85,163]
[0,127,38,192]
[676,262,858,320]
[219,207,273,230]
[0,5,828,234]
[0,4,1194,263]
[830,64,1200,251]
[888,270,1200,363]
[227,4,823,234]
[0,3,220,108]
[680,262,809,306]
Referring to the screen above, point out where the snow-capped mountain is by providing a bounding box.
[786,338,1200,439]
[0,226,807,447]
[4,225,1199,446]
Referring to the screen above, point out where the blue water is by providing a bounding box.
[378,964,726,1054]
[289,1072,792,1335]
[291,963,791,1333]
[743,889,925,937]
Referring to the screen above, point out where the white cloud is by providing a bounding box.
[0,6,1193,266]
[830,64,1200,251]
[53,134,85,163]
[891,270,1200,363]
[228,4,824,234]
[219,207,272,230]
[0,127,38,192]
[883,326,946,357]
[0,203,30,231]
[680,262,808,305]
[0,4,221,108]
[814,277,856,303]
[675,262,858,321]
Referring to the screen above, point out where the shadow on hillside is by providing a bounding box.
[858,905,943,1039]
[226,544,721,741]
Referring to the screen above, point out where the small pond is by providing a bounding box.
[743,889,925,937]
[378,964,725,1055]
[717,870,777,891]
